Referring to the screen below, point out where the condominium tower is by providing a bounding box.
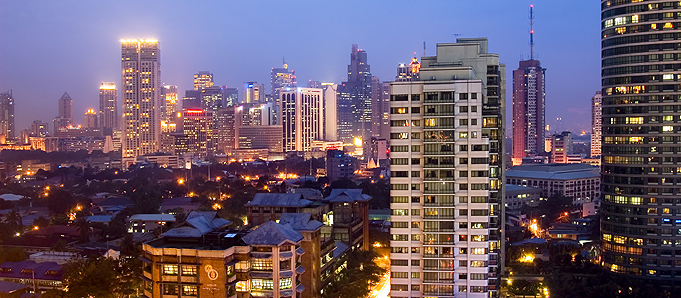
[193,71,213,90]
[390,38,505,298]
[601,0,681,284]
[512,59,546,165]
[280,88,323,152]
[0,91,14,140]
[99,82,118,131]
[591,91,602,157]
[121,39,161,166]
[271,61,296,101]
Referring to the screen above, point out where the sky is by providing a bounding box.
[0,0,600,135]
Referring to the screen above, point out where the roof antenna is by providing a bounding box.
[423,41,426,57]
[530,4,535,60]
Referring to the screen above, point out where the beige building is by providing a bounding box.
[280,88,323,152]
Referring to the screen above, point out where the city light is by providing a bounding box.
[520,254,535,263]
[177,179,184,184]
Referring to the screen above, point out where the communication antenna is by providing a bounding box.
[423,41,426,57]
[530,5,535,60]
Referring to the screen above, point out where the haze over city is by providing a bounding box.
[0,0,599,133]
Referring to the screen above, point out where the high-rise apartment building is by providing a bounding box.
[161,85,179,133]
[551,131,573,164]
[322,83,338,141]
[512,60,546,165]
[390,38,504,298]
[396,56,421,82]
[84,109,98,128]
[338,44,372,145]
[98,82,118,131]
[601,1,681,284]
[591,91,602,157]
[193,71,213,90]
[271,61,296,101]
[243,82,265,104]
[280,88,323,152]
[0,91,15,140]
[121,39,161,166]
[371,77,390,140]
[179,108,213,158]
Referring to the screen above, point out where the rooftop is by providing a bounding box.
[324,189,371,203]
[0,261,62,281]
[242,221,303,246]
[162,211,230,238]
[505,184,543,195]
[130,214,176,222]
[506,164,600,180]
[279,213,323,231]
[246,193,312,207]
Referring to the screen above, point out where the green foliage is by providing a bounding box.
[322,250,386,298]
[46,188,77,215]
[62,257,141,298]
[0,246,28,263]
[508,279,541,296]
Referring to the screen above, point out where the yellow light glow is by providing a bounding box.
[33,226,39,230]
[353,137,362,147]
[212,203,222,210]
[520,254,535,263]
[178,179,184,184]
[120,39,158,43]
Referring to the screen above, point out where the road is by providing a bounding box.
[368,272,390,298]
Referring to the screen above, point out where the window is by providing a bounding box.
[471,247,486,254]
[181,265,197,276]
[470,273,486,280]
[391,209,409,216]
[182,285,198,296]
[163,284,178,295]
[252,259,273,271]
[391,145,408,152]
[411,260,420,266]
[391,196,408,203]
[459,286,467,292]
[393,272,408,278]
[163,264,178,275]
[411,272,420,279]
[392,222,408,228]
[460,106,468,113]
[280,278,292,289]
[236,261,250,272]
[391,284,409,291]
[411,171,420,178]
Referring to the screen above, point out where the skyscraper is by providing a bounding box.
[512,5,546,166]
[161,85,179,133]
[121,39,161,166]
[280,88,323,152]
[322,83,338,141]
[84,109,98,128]
[601,1,681,285]
[339,44,372,146]
[396,56,421,82]
[180,108,213,158]
[590,91,602,157]
[30,120,48,137]
[0,91,14,140]
[389,38,504,298]
[193,71,213,90]
[243,82,265,104]
[371,77,390,140]
[271,60,296,101]
[57,92,73,127]
[98,82,118,131]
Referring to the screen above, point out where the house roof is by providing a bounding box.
[0,261,62,281]
[241,221,303,246]
[162,211,230,238]
[279,213,323,231]
[130,214,176,222]
[87,215,114,223]
[0,281,28,294]
[96,196,133,208]
[0,194,24,201]
[246,193,312,207]
[324,189,371,203]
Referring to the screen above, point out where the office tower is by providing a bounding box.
[371,77,391,140]
[98,82,118,131]
[216,107,236,154]
[223,87,238,107]
[236,125,284,153]
[161,85,179,133]
[30,120,48,137]
[551,131,572,164]
[326,150,356,181]
[193,71,213,90]
[590,91,602,157]
[58,92,73,126]
[339,44,372,146]
[0,91,15,140]
[180,108,213,158]
[236,102,277,127]
[243,82,265,104]
[322,83,338,141]
[271,60,296,101]
[396,56,421,82]
[121,39,161,166]
[84,109,98,128]
[512,5,545,166]
[307,80,321,89]
[182,89,201,109]
[280,88,323,152]
[390,38,505,298]
[601,1,681,284]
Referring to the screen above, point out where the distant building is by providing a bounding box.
[505,184,543,214]
[590,91,602,157]
[161,85,179,133]
[83,109,98,128]
[236,125,283,153]
[30,120,48,137]
[98,82,118,131]
[0,261,63,291]
[128,214,175,235]
[137,153,180,168]
[280,88,323,152]
[243,82,265,104]
[506,163,601,206]
[271,61,296,101]
[322,83,338,141]
[326,150,355,181]
[395,56,421,82]
[193,71,213,90]
[57,92,73,127]
[121,39,161,166]
[338,44,372,146]
[215,106,236,154]
[0,91,14,141]
[512,59,546,165]
[552,131,573,164]
[369,137,388,167]
[180,108,213,158]
[370,78,390,140]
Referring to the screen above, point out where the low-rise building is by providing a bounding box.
[129,214,176,235]
[0,261,62,292]
[504,184,543,214]
[506,163,601,206]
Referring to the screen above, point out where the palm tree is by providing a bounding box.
[4,209,23,233]
[75,217,91,243]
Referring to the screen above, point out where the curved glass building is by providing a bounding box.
[601,0,681,283]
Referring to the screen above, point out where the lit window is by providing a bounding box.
[663,126,674,132]
[664,22,673,29]
[470,261,485,267]
[471,248,486,255]
[459,132,468,139]
[280,278,292,289]
[663,74,674,81]
[651,24,657,29]
[236,281,249,292]
[163,264,178,275]
[605,19,614,28]
[182,285,197,296]
[632,15,639,23]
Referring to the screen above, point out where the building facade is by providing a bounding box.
[551,131,573,164]
[371,77,390,141]
[280,88,323,152]
[601,0,681,283]
[0,91,14,140]
[193,71,213,90]
[58,92,73,127]
[84,109,98,128]
[512,60,546,165]
[338,44,372,146]
[121,39,161,166]
[389,38,505,298]
[161,85,179,133]
[506,163,600,206]
[99,82,119,131]
[180,108,213,158]
[590,91,602,157]
[322,83,337,141]
[271,61,296,101]
[243,82,265,104]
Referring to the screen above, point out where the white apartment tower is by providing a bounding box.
[121,39,161,166]
[390,39,505,298]
[590,91,602,157]
[280,88,323,152]
[322,83,338,141]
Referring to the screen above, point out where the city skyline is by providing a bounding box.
[0,1,599,133]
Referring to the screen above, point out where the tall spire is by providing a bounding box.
[530,4,535,60]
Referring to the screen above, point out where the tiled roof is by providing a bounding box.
[242,221,303,246]
[278,213,323,231]
[0,261,61,281]
[130,214,176,222]
[324,189,371,203]
[246,193,312,207]
[162,211,230,238]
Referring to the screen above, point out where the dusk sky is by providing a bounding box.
[0,1,600,134]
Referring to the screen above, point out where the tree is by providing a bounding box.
[508,279,541,296]
[322,250,386,298]
[74,217,91,243]
[62,257,141,298]
[0,246,28,263]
